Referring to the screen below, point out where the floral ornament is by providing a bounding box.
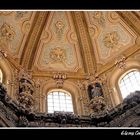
[92,11,105,27]
[50,47,66,62]
[55,20,65,40]
[0,23,15,42]
[15,11,28,19]
[115,56,126,69]
[55,20,64,30]
[103,31,120,48]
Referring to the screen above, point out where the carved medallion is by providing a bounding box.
[55,20,65,40]
[0,23,15,42]
[55,20,64,30]
[103,31,120,48]
[50,47,66,62]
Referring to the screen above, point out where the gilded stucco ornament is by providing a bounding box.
[0,23,15,43]
[53,72,67,88]
[0,12,12,15]
[15,11,28,20]
[92,11,105,27]
[55,20,65,40]
[88,96,106,114]
[55,20,64,30]
[115,55,126,69]
[50,47,66,62]
[85,74,108,115]
[16,69,35,110]
[103,31,120,48]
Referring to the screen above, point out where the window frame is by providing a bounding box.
[47,89,74,113]
[118,69,140,99]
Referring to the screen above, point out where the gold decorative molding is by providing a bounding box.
[33,12,82,73]
[103,31,120,48]
[20,12,49,70]
[53,72,67,88]
[0,23,15,42]
[115,55,126,70]
[49,47,66,62]
[72,12,95,74]
[117,11,140,35]
[92,11,105,27]
[97,37,140,76]
[0,11,13,15]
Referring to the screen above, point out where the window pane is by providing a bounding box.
[48,106,53,110]
[47,90,74,113]
[66,96,71,100]
[48,95,52,98]
[48,98,53,103]
[48,102,53,106]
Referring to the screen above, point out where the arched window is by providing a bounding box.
[0,69,2,83]
[119,70,140,99]
[47,90,74,113]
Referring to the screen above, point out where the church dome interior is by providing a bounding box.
[0,11,140,127]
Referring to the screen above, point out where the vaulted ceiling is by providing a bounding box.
[0,11,140,78]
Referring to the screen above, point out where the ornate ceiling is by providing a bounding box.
[0,11,140,78]
[0,11,35,58]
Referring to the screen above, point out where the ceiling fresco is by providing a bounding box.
[34,11,83,72]
[0,11,35,58]
[84,11,137,64]
[0,11,140,76]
